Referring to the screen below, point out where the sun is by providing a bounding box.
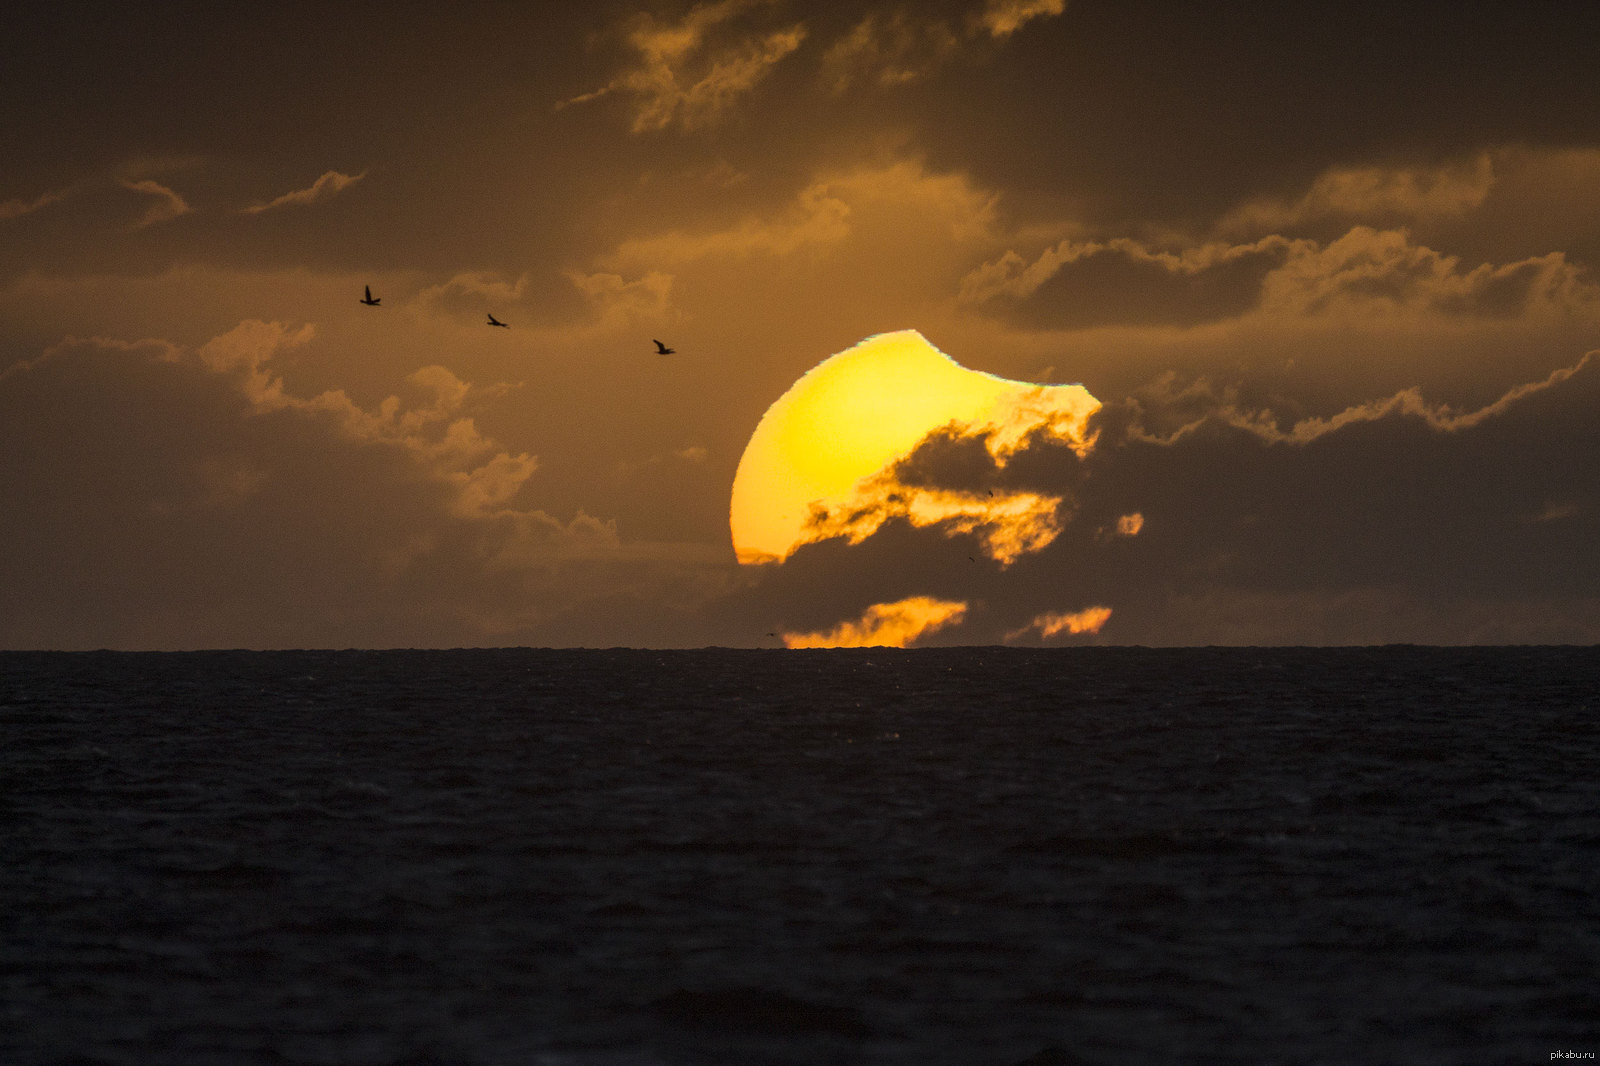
[730,329,1101,564]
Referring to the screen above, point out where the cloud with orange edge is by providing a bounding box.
[121,179,190,228]
[976,0,1067,39]
[1005,606,1112,642]
[243,170,365,215]
[0,187,68,221]
[783,596,968,648]
[558,1,805,133]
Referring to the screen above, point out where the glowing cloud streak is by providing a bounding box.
[1005,606,1112,642]
[978,0,1067,39]
[244,170,365,214]
[558,2,805,132]
[121,179,190,228]
[783,596,968,648]
[806,484,1064,566]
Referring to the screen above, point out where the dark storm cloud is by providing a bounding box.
[719,346,1600,645]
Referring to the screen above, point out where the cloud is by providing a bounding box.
[963,226,1600,330]
[616,444,710,478]
[821,11,961,92]
[0,187,67,221]
[975,0,1067,38]
[559,1,805,132]
[805,480,1066,566]
[960,235,1301,326]
[243,170,365,214]
[1121,348,1598,447]
[1219,154,1497,235]
[565,269,677,324]
[1004,604,1110,641]
[821,1,1066,93]
[610,160,996,267]
[192,319,536,519]
[783,595,967,647]
[1255,227,1597,322]
[1208,146,1600,270]
[960,235,1300,304]
[415,270,534,314]
[121,179,191,228]
[610,180,852,264]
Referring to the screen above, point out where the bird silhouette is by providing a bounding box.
[487,313,508,328]
[360,285,381,306]
[653,339,675,355]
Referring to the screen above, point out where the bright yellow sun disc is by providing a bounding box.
[730,330,1100,564]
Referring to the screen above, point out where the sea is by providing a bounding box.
[3,646,1597,1066]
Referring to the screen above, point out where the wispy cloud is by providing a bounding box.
[821,11,960,93]
[1122,348,1599,447]
[1004,604,1111,641]
[559,1,805,132]
[121,179,191,228]
[0,187,68,221]
[803,481,1067,567]
[960,234,1301,306]
[783,595,967,647]
[1256,226,1598,320]
[243,170,365,215]
[975,0,1067,39]
[963,226,1600,329]
[565,269,676,324]
[1220,154,1497,235]
[611,160,995,268]
[824,1,1067,93]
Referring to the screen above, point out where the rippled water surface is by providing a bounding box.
[4,647,1598,1065]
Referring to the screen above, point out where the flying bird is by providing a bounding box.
[360,285,380,306]
[487,313,508,328]
[653,339,675,355]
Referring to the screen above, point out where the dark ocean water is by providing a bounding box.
[3,647,1597,1066]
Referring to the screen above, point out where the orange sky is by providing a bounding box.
[3,1,1600,648]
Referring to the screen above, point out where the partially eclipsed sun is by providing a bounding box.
[730,330,1101,565]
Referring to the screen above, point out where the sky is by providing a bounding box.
[4,0,1600,648]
